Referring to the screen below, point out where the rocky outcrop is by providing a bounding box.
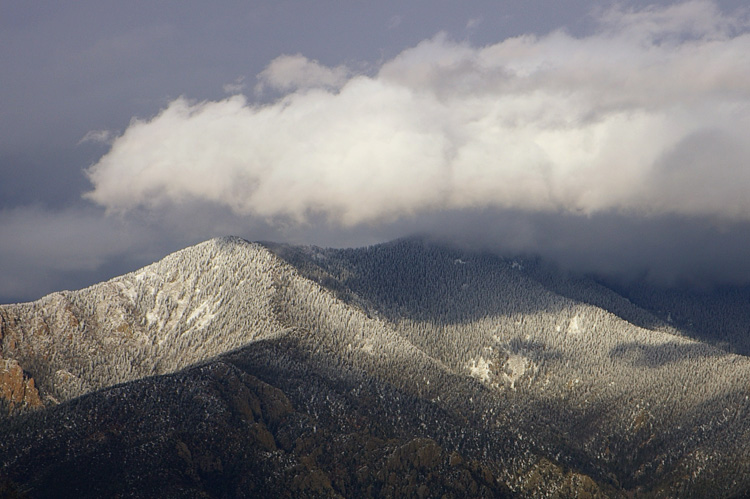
[0,358,42,415]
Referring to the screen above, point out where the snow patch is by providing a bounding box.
[361,339,375,355]
[469,356,493,383]
[117,281,138,303]
[470,345,535,390]
[503,354,529,389]
[568,314,582,335]
[186,300,219,330]
[146,311,159,327]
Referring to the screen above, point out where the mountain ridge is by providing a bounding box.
[2,236,750,497]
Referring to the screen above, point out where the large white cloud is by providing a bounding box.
[85,1,750,226]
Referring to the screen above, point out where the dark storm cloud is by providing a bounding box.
[0,207,147,302]
[0,203,293,303]
[420,209,750,287]
[2,1,750,303]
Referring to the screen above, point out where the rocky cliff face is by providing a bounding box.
[1,236,749,497]
[0,359,42,413]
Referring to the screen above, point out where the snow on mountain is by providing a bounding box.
[1,237,285,403]
[2,236,750,495]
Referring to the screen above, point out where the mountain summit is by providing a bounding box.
[2,236,749,497]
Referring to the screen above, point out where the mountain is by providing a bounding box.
[1,236,749,497]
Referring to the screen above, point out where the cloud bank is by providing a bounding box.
[85,1,750,227]
[0,206,149,302]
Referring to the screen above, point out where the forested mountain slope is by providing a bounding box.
[2,236,750,497]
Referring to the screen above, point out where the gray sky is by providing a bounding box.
[2,0,749,303]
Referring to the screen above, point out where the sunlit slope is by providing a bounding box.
[2,237,286,403]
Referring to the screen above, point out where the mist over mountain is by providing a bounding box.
[2,236,749,497]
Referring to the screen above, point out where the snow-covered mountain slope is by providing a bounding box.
[0,237,473,410]
[2,236,750,496]
[2,237,289,404]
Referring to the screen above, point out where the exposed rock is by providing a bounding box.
[0,358,42,414]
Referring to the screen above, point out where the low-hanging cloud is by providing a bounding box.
[0,206,151,302]
[85,1,750,227]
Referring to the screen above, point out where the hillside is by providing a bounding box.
[1,236,749,497]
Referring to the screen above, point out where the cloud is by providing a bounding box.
[0,206,150,302]
[84,1,750,229]
[420,208,750,287]
[0,201,321,303]
[387,15,403,30]
[594,0,745,41]
[223,76,247,95]
[254,54,351,94]
[466,17,482,31]
[71,1,750,290]
[78,129,113,145]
